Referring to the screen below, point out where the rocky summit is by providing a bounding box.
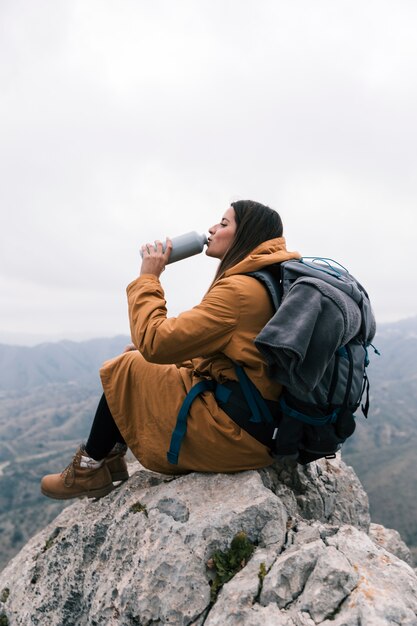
[0,456,416,626]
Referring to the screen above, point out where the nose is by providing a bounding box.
[208,224,217,235]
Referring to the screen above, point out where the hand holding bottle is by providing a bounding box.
[140,238,173,277]
[139,231,208,278]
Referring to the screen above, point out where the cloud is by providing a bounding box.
[1,0,416,341]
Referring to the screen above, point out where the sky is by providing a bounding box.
[1,0,416,345]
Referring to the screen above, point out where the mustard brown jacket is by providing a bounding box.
[100,237,300,474]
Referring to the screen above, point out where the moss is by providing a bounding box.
[258,562,267,583]
[0,614,9,625]
[207,531,255,602]
[130,502,148,517]
[253,561,268,603]
[42,538,54,552]
[0,589,9,603]
[41,527,61,553]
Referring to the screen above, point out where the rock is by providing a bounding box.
[0,457,416,626]
[206,522,417,626]
[369,522,413,565]
[260,453,370,530]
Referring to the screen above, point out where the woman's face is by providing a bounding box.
[206,207,237,260]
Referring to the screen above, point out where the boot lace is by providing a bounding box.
[60,449,82,487]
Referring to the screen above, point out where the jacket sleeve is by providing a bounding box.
[126,274,239,364]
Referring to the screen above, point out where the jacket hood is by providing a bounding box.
[223,237,301,277]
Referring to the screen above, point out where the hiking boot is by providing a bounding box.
[41,446,114,500]
[105,443,129,482]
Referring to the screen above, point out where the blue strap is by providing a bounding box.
[279,396,338,425]
[167,380,215,465]
[235,365,274,424]
[167,370,273,465]
[214,383,232,404]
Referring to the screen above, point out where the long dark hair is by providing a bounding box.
[212,200,283,283]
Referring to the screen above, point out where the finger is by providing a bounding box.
[164,237,173,259]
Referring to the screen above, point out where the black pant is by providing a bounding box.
[85,394,126,460]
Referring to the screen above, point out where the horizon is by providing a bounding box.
[1,312,416,348]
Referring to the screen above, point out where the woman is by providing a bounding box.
[41,200,300,500]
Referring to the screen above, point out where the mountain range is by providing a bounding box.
[0,318,416,570]
[0,335,131,391]
[342,315,417,562]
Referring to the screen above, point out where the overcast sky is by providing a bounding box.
[1,0,416,345]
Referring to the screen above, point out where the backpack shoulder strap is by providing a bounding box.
[246,264,282,310]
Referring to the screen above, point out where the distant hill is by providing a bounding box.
[0,335,130,569]
[0,319,416,570]
[343,315,417,563]
[0,382,100,569]
[0,335,130,391]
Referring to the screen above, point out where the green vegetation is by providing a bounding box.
[130,502,148,517]
[258,562,267,583]
[254,561,268,602]
[41,527,61,554]
[0,589,9,603]
[208,531,255,602]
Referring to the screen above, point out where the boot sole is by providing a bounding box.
[40,483,114,500]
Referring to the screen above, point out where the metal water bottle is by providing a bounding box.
[165,231,208,264]
[141,231,208,264]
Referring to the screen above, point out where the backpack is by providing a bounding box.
[166,256,378,468]
[247,257,378,465]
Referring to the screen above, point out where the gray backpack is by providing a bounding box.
[248,257,378,464]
